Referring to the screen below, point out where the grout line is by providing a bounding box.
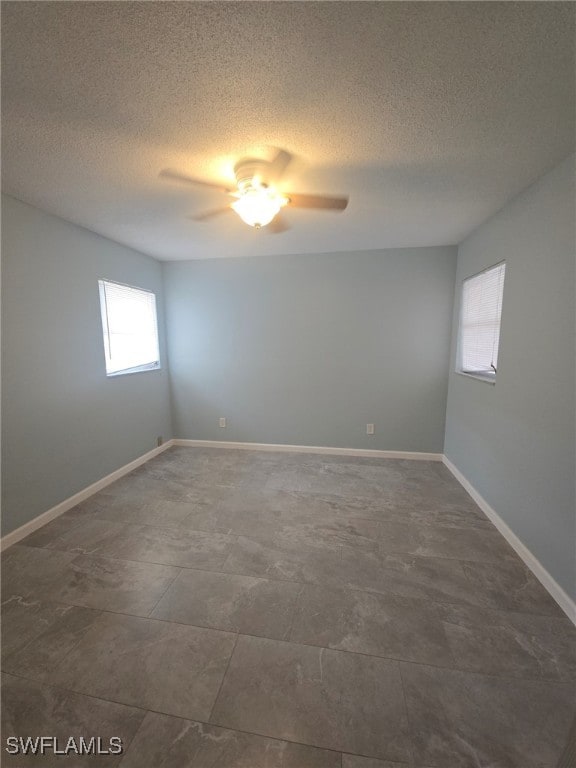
[116,709,150,767]
[62,507,495,538]
[397,659,416,767]
[16,536,521,581]
[3,598,573,687]
[6,541,568,624]
[145,566,183,618]
[207,632,239,724]
[13,655,560,767]
[2,669,347,761]
[18,518,522,570]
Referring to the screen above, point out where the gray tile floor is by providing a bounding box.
[2,447,575,767]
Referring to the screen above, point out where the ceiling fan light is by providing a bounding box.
[232,187,287,228]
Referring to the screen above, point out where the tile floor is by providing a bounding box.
[2,447,575,767]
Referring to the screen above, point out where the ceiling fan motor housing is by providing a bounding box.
[234,159,271,190]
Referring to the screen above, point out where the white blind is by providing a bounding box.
[459,262,505,378]
[98,280,160,376]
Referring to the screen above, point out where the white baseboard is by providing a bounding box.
[442,455,576,625]
[172,439,443,461]
[0,441,174,552]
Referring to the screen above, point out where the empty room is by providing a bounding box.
[1,2,575,767]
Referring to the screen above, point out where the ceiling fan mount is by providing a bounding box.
[160,149,348,233]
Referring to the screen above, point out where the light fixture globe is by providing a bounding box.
[231,185,287,228]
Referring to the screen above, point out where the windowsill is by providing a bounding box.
[455,371,496,385]
[106,363,161,378]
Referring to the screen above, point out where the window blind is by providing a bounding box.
[98,280,160,376]
[459,262,505,379]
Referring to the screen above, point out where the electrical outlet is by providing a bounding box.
[366,423,375,435]
[219,417,226,428]
[157,436,164,447]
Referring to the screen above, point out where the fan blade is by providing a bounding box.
[160,169,232,193]
[286,193,348,211]
[268,149,292,182]
[266,213,290,234]
[189,206,233,221]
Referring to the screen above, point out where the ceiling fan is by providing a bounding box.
[160,149,348,232]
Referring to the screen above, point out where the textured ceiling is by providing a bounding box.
[2,2,574,261]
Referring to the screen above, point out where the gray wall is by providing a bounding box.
[444,155,576,599]
[164,247,457,452]
[1,195,173,535]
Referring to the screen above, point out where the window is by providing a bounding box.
[98,280,160,376]
[457,262,505,382]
